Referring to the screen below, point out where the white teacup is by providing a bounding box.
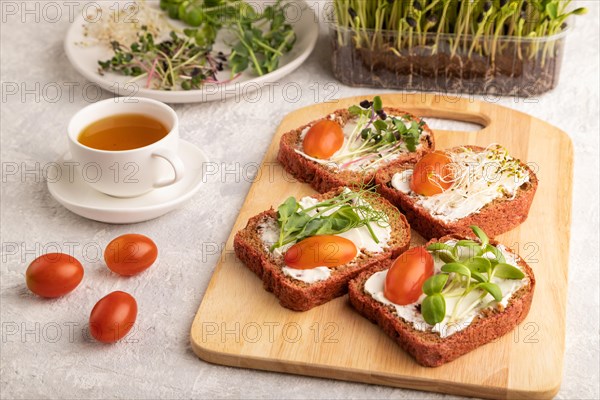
[67,98,184,198]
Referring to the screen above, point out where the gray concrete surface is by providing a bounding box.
[1,1,598,399]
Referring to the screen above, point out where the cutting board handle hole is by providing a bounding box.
[423,118,485,133]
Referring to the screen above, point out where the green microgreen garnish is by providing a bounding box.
[99,0,296,90]
[319,96,424,171]
[271,188,388,251]
[333,0,587,65]
[160,0,296,76]
[421,293,446,326]
[98,28,224,90]
[415,145,530,219]
[347,96,424,154]
[420,225,525,326]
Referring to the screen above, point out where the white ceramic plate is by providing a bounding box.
[64,1,318,103]
[48,140,207,224]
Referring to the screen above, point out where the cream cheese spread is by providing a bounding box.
[364,241,527,338]
[391,146,530,223]
[296,114,424,172]
[258,193,392,284]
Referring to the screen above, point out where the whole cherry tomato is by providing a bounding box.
[384,247,434,305]
[104,234,158,276]
[89,291,137,343]
[26,253,84,298]
[302,120,344,159]
[410,151,455,196]
[284,235,357,269]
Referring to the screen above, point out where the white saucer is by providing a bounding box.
[47,140,207,224]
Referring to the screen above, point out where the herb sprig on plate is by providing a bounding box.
[98,28,227,90]
[272,189,388,251]
[421,226,525,326]
[98,0,295,90]
[160,0,296,76]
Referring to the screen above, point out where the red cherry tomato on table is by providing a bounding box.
[26,253,84,298]
[410,151,455,196]
[104,234,158,276]
[89,291,137,343]
[302,120,344,159]
[384,247,434,305]
[284,235,358,270]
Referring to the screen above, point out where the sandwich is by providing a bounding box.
[349,226,535,367]
[234,187,411,311]
[277,96,435,193]
[375,145,538,240]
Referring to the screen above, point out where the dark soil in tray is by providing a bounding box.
[331,37,564,98]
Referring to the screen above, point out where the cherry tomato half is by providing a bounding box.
[302,120,344,159]
[384,247,434,305]
[89,291,137,343]
[26,253,84,298]
[104,234,158,276]
[284,235,357,270]
[410,151,455,196]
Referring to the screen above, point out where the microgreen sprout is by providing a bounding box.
[160,0,296,76]
[272,188,389,251]
[98,28,225,90]
[420,225,525,326]
[333,0,587,65]
[316,96,424,171]
[99,0,296,89]
[413,145,530,221]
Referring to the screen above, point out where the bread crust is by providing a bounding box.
[234,189,411,311]
[375,146,538,240]
[348,235,536,367]
[277,108,435,194]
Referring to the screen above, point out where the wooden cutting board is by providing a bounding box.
[190,94,572,399]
